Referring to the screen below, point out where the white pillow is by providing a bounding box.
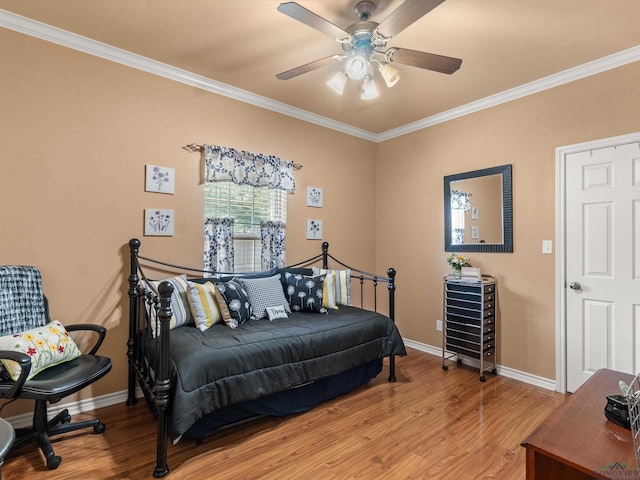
[266,305,289,321]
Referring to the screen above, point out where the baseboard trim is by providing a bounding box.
[403,338,557,391]
[5,389,141,429]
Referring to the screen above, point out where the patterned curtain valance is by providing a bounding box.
[204,144,296,192]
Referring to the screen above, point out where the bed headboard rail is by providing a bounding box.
[287,241,396,320]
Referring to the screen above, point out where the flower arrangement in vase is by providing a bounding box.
[447,253,470,278]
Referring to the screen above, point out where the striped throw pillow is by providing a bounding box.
[312,267,351,306]
[322,272,338,310]
[149,275,193,336]
[186,281,223,331]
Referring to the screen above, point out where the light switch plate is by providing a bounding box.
[542,240,553,254]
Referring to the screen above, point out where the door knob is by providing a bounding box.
[569,281,581,290]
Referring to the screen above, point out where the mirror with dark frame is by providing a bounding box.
[444,164,513,253]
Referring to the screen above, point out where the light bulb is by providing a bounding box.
[345,54,368,80]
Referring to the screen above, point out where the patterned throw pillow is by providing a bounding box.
[265,305,289,321]
[150,275,193,336]
[186,281,223,331]
[216,279,254,325]
[312,267,351,306]
[239,274,291,320]
[283,274,327,313]
[0,320,82,381]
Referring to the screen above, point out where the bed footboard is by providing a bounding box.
[126,238,398,477]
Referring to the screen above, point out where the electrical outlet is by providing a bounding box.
[436,320,443,331]
[542,240,553,254]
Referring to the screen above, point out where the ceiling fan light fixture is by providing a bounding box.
[379,62,402,88]
[326,71,348,95]
[277,0,463,99]
[361,76,379,100]
[344,53,369,80]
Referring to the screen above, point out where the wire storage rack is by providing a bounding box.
[624,374,640,471]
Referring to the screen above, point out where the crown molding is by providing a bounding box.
[0,9,377,142]
[1,9,638,144]
[377,44,640,142]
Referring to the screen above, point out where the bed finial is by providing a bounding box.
[129,238,141,249]
[387,267,396,282]
[321,242,329,269]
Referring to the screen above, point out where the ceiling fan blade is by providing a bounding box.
[277,2,349,39]
[389,48,462,75]
[276,55,341,80]
[377,0,446,38]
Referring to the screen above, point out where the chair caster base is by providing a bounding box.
[46,454,62,470]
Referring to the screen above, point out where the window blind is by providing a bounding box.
[205,182,286,271]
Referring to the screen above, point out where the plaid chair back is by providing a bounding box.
[0,266,48,337]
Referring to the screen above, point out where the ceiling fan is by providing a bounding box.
[276,0,462,99]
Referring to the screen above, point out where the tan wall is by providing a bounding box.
[376,61,640,380]
[0,29,376,417]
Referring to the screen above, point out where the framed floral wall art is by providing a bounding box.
[144,209,174,236]
[306,219,322,240]
[145,165,175,194]
[306,187,323,207]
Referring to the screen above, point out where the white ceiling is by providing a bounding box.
[1,0,639,138]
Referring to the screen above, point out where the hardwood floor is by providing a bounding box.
[2,349,566,479]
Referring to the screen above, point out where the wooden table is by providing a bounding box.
[522,369,639,480]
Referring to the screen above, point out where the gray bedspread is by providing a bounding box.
[164,306,406,438]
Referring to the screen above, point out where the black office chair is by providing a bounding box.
[0,266,112,470]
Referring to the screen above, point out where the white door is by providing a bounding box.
[564,136,640,392]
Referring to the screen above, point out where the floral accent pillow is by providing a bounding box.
[284,274,327,314]
[216,279,254,325]
[0,320,82,381]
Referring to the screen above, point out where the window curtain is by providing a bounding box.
[450,190,471,244]
[204,217,234,273]
[260,221,286,271]
[204,144,296,193]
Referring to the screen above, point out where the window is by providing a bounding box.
[451,207,465,244]
[205,182,286,271]
[450,189,470,245]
